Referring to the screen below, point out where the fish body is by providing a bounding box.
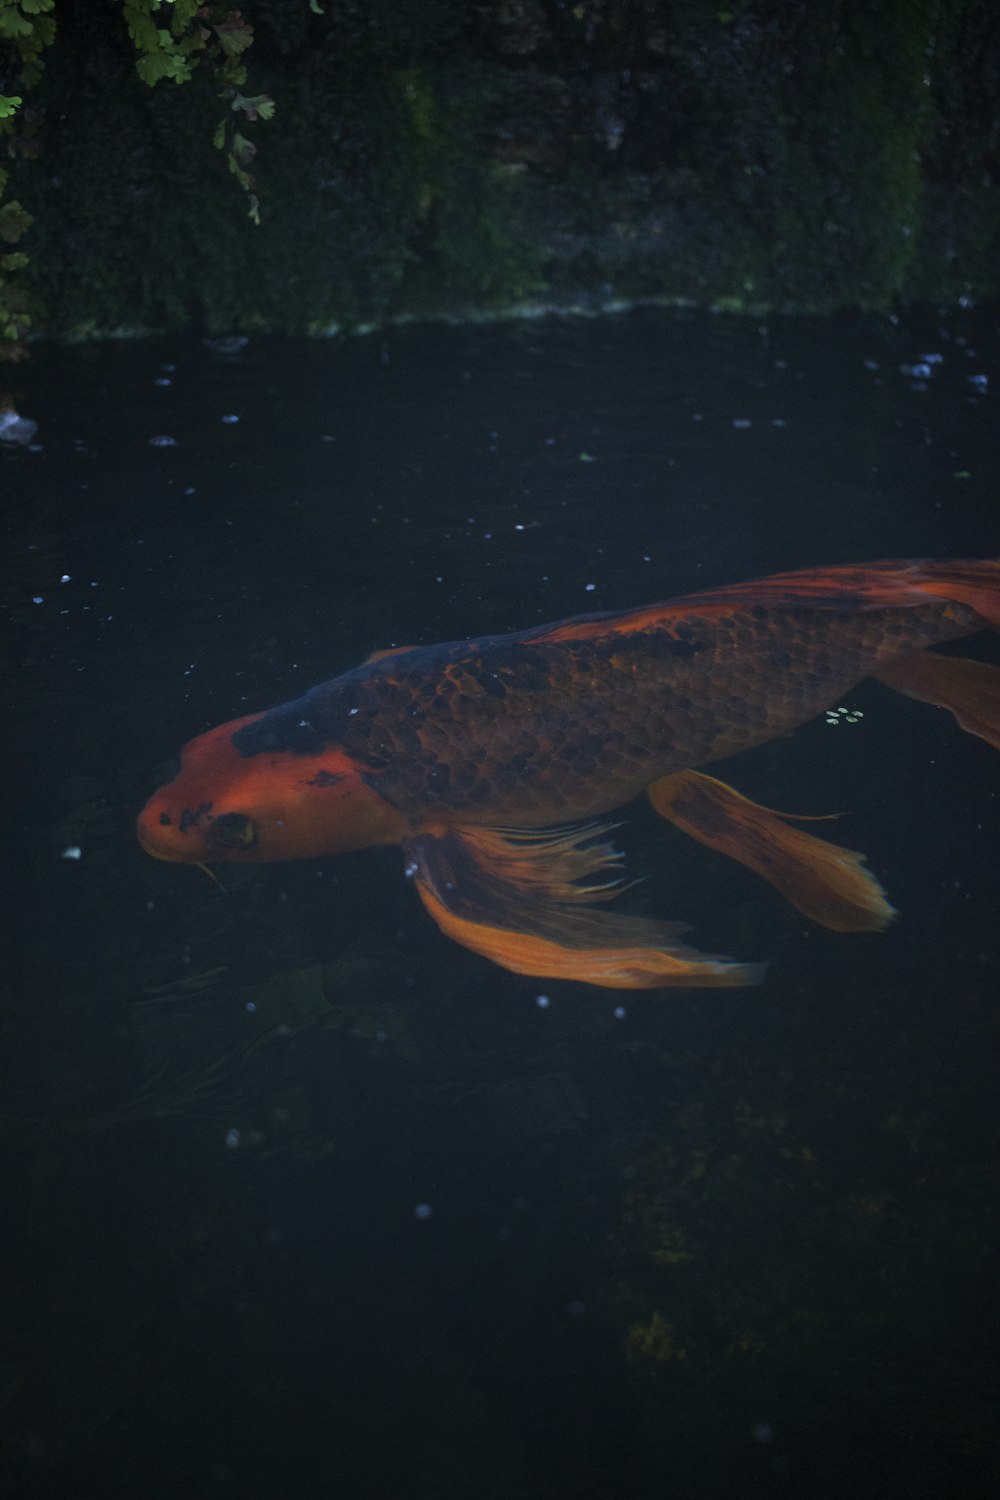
[138,559,1000,989]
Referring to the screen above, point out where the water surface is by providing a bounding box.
[3,308,998,1498]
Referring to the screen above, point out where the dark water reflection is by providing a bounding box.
[3,309,999,1498]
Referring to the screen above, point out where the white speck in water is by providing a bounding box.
[863,358,880,370]
[154,377,171,387]
[348,706,359,715]
[770,418,786,427]
[245,1001,257,1013]
[149,434,177,447]
[613,1006,626,1020]
[221,414,240,424]
[32,596,44,604]
[62,846,82,861]
[968,373,989,390]
[225,1128,241,1149]
[899,362,932,379]
[691,413,704,422]
[585,583,596,592]
[535,994,551,1009]
[413,1202,433,1220]
[61,574,71,583]
[404,862,419,878]
[732,417,752,428]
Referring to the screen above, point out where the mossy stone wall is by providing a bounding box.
[12,0,1000,335]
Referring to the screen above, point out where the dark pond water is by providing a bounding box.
[3,308,999,1499]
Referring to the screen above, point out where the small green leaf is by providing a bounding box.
[0,96,23,121]
[0,200,33,245]
[214,12,254,58]
[0,11,34,40]
[1,252,29,271]
[230,131,256,167]
[136,53,173,86]
[309,0,325,12]
[231,92,275,122]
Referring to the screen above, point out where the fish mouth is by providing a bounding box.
[138,827,191,863]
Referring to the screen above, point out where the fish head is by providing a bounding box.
[137,712,407,865]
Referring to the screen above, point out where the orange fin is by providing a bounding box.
[873,651,1000,751]
[648,770,895,933]
[532,558,1000,644]
[363,644,417,665]
[403,822,763,990]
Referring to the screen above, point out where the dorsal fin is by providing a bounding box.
[362,644,417,665]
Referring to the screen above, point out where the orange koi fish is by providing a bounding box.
[138,559,1000,989]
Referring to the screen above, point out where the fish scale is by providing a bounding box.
[255,599,979,827]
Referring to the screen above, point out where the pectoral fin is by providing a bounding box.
[873,651,1000,752]
[648,771,895,933]
[403,822,763,990]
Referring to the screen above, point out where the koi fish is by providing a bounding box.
[138,559,1000,989]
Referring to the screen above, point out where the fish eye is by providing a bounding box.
[206,812,259,851]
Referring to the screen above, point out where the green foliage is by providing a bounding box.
[0,0,274,358]
[0,0,55,355]
[121,2,273,223]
